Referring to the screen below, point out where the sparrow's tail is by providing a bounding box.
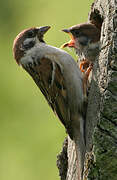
[73,115,86,180]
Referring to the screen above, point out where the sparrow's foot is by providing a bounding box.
[79,59,90,73]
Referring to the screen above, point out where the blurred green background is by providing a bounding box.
[0,0,93,179]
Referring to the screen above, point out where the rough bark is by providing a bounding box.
[57,0,117,179]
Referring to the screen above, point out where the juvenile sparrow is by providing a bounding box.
[13,26,86,179]
[61,23,101,74]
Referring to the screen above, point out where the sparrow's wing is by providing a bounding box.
[22,57,71,135]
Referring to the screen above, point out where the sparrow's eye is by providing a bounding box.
[27,30,35,38]
[71,29,80,37]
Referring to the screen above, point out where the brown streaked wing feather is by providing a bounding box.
[51,63,71,129]
[23,57,71,130]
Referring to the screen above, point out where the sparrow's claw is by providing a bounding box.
[79,59,90,73]
[79,62,85,73]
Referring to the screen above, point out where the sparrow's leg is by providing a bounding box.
[82,63,93,98]
[85,63,93,78]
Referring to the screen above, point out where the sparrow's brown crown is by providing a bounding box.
[13,26,51,64]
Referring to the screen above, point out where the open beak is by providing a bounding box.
[61,29,76,48]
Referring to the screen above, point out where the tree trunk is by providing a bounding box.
[57,0,117,179]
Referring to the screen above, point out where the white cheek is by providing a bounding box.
[23,37,34,46]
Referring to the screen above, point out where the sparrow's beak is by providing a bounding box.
[61,29,76,48]
[62,29,70,33]
[37,26,51,36]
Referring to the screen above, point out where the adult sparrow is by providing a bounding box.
[13,26,86,179]
[61,23,101,74]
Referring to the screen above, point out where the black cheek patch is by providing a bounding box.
[78,36,89,46]
[23,40,35,50]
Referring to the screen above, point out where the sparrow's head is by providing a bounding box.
[13,26,51,64]
[61,23,100,49]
